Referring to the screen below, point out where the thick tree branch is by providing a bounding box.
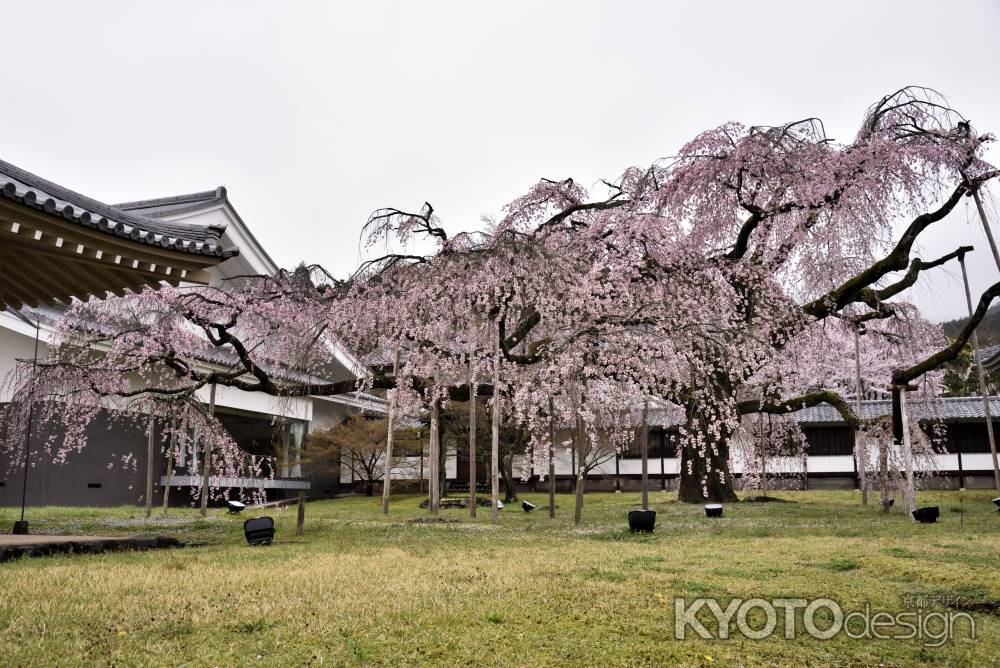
[737,390,860,429]
[893,280,1000,384]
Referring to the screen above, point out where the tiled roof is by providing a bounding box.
[646,396,1000,428]
[115,186,280,275]
[979,344,1000,370]
[114,187,228,219]
[791,396,1000,424]
[0,159,237,258]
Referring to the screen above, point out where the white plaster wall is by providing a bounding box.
[196,383,313,422]
[0,321,50,403]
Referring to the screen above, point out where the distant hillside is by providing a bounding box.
[940,302,1000,346]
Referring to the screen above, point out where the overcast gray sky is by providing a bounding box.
[3,1,999,322]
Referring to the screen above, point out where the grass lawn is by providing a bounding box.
[1,490,998,667]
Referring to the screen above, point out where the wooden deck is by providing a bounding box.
[0,534,183,562]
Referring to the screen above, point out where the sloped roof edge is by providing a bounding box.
[0,158,238,259]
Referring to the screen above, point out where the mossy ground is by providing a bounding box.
[0,490,997,666]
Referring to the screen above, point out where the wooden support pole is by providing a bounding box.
[469,354,477,518]
[144,412,155,519]
[548,397,556,519]
[972,188,1000,272]
[899,388,916,520]
[614,451,621,492]
[959,252,1000,494]
[640,398,649,511]
[200,382,216,518]
[854,327,869,506]
[429,397,440,516]
[878,438,890,513]
[490,321,501,524]
[296,491,305,535]
[162,411,183,516]
[380,346,401,515]
[660,431,666,492]
[573,409,585,526]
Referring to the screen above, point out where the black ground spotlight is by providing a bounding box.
[243,516,275,545]
[627,510,656,532]
[992,497,1000,512]
[522,500,537,513]
[227,500,246,514]
[912,506,940,524]
[704,503,724,518]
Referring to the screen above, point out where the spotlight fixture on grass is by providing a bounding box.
[992,496,1000,511]
[627,510,656,532]
[704,503,723,518]
[243,516,275,545]
[522,501,536,513]
[227,500,246,514]
[912,506,939,524]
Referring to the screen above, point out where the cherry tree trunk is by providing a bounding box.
[500,454,518,503]
[677,414,738,504]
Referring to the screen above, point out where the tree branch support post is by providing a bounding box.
[660,434,666,492]
[898,387,917,520]
[548,397,556,519]
[200,382,217,518]
[878,438,891,513]
[380,346,401,514]
[959,251,1000,493]
[640,398,649,511]
[490,321,501,524]
[145,412,155,519]
[853,326,869,506]
[469,354,477,518]
[574,410,586,526]
[162,411,182,516]
[429,396,440,516]
[972,188,1000,273]
[296,491,305,534]
[614,452,621,492]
